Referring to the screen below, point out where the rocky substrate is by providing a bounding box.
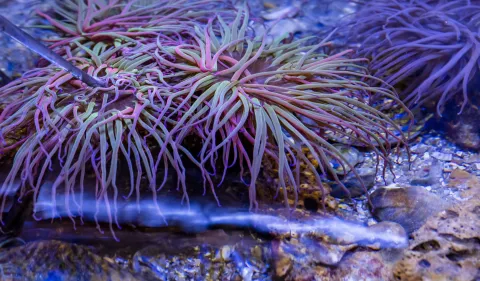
[0,0,479,280]
[0,131,479,280]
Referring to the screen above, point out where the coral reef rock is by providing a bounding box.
[330,167,376,199]
[0,240,145,281]
[272,221,407,280]
[393,196,480,280]
[370,185,449,234]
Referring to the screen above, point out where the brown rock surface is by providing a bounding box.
[0,240,145,281]
[370,185,449,234]
[393,174,480,281]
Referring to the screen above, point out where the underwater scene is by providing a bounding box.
[0,0,479,280]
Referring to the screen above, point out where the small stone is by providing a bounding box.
[448,169,473,186]
[410,143,429,154]
[220,246,232,261]
[325,196,338,210]
[272,241,292,279]
[431,152,453,161]
[474,163,480,170]
[443,162,462,172]
[261,5,299,20]
[367,221,408,249]
[394,157,403,164]
[410,160,443,186]
[329,167,375,199]
[464,154,480,163]
[328,145,364,175]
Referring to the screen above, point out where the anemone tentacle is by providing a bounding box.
[0,40,194,239]
[153,7,412,209]
[345,0,480,114]
[37,0,234,48]
[0,2,413,237]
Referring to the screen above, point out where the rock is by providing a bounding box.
[317,251,395,281]
[272,236,356,270]
[272,240,293,279]
[284,250,396,281]
[474,163,480,171]
[409,159,443,186]
[328,145,364,176]
[269,216,409,280]
[0,240,145,281]
[431,152,453,161]
[445,100,480,150]
[370,185,449,234]
[448,169,472,185]
[330,167,376,199]
[393,196,480,281]
[261,4,299,20]
[367,222,408,250]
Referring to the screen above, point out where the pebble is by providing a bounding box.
[443,162,465,172]
[431,152,453,161]
[329,167,375,199]
[410,143,429,154]
[261,4,299,20]
[423,152,431,160]
[329,145,364,175]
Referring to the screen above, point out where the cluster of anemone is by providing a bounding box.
[345,0,480,115]
[0,0,410,237]
[37,0,232,45]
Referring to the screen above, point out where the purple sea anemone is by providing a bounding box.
[152,7,411,210]
[346,0,480,115]
[0,0,236,239]
[0,39,197,240]
[37,0,231,48]
[0,2,412,239]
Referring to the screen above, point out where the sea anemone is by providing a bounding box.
[0,39,196,240]
[0,3,412,239]
[346,0,480,115]
[0,0,235,239]
[152,7,412,210]
[37,0,232,48]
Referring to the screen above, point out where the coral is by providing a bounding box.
[346,0,480,115]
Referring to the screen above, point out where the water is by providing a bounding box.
[0,0,479,280]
